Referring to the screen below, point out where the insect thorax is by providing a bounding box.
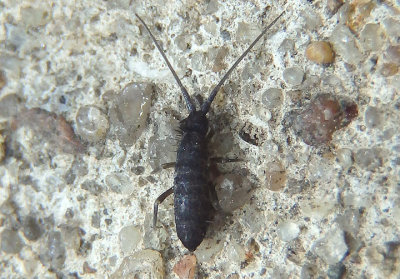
[179,111,208,135]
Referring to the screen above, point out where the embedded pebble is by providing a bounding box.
[345,0,375,33]
[283,67,304,86]
[22,215,43,241]
[212,47,228,72]
[111,249,164,279]
[354,148,383,171]
[240,206,264,233]
[81,180,103,195]
[215,173,253,212]
[255,104,271,122]
[76,105,109,143]
[175,34,191,50]
[0,93,23,119]
[209,132,234,156]
[314,228,348,264]
[173,254,197,279]
[1,229,24,254]
[20,6,51,28]
[326,0,344,16]
[380,63,399,77]
[330,25,363,64]
[364,106,383,129]
[327,262,346,279]
[385,45,400,65]
[12,108,84,154]
[261,88,283,109]
[303,11,322,31]
[383,17,400,40]
[305,41,335,64]
[336,148,353,170]
[39,231,66,269]
[336,209,360,235]
[143,214,168,251]
[64,157,88,185]
[279,38,295,54]
[289,94,358,146]
[108,83,152,146]
[105,173,133,195]
[148,137,177,171]
[60,225,81,251]
[194,238,224,262]
[360,23,384,52]
[226,242,246,264]
[236,22,261,43]
[264,161,286,192]
[277,221,300,242]
[91,212,101,229]
[119,225,142,254]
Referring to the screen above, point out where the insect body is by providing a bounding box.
[136,11,284,251]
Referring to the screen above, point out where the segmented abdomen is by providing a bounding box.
[174,131,212,251]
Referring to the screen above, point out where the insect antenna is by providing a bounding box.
[201,11,285,114]
[136,13,196,113]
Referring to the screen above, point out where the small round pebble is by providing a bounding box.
[277,221,300,241]
[380,63,399,77]
[283,67,304,86]
[105,173,132,195]
[386,45,400,65]
[1,229,24,254]
[364,106,383,129]
[111,249,164,279]
[360,23,384,52]
[108,83,152,145]
[22,215,43,241]
[314,228,348,264]
[76,105,109,143]
[173,255,197,279]
[261,88,283,109]
[305,41,335,64]
[119,225,142,254]
[330,25,363,64]
[354,148,383,171]
[265,161,286,191]
[215,173,253,212]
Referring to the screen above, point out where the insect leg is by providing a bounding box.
[208,183,223,212]
[161,162,176,169]
[153,187,174,228]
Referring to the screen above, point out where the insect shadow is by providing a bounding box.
[136,11,284,252]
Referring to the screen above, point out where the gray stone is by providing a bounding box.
[1,229,24,254]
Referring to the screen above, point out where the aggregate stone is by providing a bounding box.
[1,229,24,254]
[22,215,43,241]
[39,231,66,269]
[283,67,304,86]
[76,105,109,143]
[330,25,363,64]
[314,228,348,265]
[111,249,164,279]
[119,225,142,254]
[108,83,153,146]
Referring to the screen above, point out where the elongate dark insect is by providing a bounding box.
[136,11,284,252]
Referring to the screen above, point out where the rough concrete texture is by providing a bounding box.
[0,0,399,278]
